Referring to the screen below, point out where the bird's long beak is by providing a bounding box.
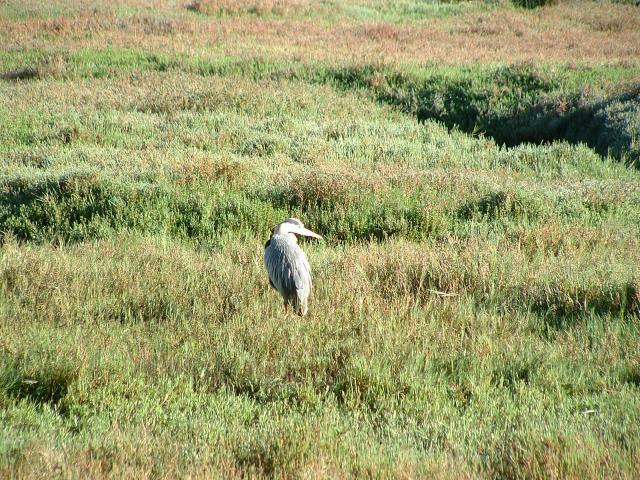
[292,226,322,239]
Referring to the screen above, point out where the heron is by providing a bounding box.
[264,218,322,316]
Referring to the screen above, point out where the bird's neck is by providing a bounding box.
[273,232,298,243]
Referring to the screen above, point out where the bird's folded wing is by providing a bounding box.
[265,240,312,295]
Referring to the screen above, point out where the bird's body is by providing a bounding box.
[264,219,321,316]
[264,234,312,315]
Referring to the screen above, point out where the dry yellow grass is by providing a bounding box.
[1,1,639,65]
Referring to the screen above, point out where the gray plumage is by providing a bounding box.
[264,218,322,316]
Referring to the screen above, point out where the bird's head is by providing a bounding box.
[273,218,322,239]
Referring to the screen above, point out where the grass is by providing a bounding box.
[1,0,640,478]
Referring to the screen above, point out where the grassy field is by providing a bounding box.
[1,0,640,478]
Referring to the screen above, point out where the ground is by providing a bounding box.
[1,0,640,478]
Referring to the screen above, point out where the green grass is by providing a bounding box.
[1,0,640,478]
[2,50,638,164]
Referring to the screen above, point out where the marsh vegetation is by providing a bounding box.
[1,0,639,477]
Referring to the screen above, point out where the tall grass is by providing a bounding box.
[1,0,639,478]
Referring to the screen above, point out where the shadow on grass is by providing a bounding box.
[618,364,640,388]
[529,281,639,326]
[328,64,640,167]
[484,87,640,167]
[0,358,77,415]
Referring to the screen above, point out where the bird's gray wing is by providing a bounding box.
[264,237,312,299]
[291,247,312,296]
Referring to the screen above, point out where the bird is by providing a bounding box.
[264,218,322,316]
